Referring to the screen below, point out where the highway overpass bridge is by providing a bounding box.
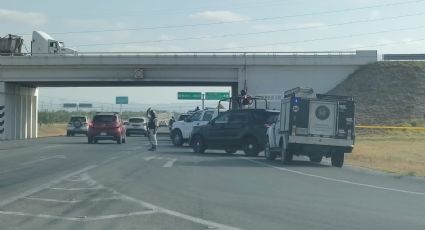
[0,50,377,140]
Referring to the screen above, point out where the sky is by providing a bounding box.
[2,0,425,111]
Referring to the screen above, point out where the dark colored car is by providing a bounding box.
[190,109,279,156]
[88,113,126,144]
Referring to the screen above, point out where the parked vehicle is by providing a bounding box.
[177,113,191,121]
[66,116,89,136]
[190,109,279,156]
[265,87,355,167]
[88,112,126,144]
[125,117,147,136]
[171,108,219,146]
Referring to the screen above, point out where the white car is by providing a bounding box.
[125,117,147,136]
[170,109,219,146]
[66,115,89,136]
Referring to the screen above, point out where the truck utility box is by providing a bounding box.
[265,87,355,167]
[0,34,23,55]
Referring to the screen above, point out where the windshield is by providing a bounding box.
[70,117,86,122]
[93,115,117,122]
[129,118,144,123]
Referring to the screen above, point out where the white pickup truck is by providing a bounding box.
[265,87,355,167]
[170,109,219,146]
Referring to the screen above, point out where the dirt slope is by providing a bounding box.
[328,62,425,125]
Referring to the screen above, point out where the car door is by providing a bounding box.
[206,112,231,148]
[225,112,250,146]
[182,111,202,138]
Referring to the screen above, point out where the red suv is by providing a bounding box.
[88,113,127,144]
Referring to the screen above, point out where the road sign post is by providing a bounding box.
[116,96,129,114]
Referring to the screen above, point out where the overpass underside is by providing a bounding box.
[0,51,377,140]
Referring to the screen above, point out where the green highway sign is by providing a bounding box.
[116,96,129,104]
[205,92,230,100]
[63,103,77,108]
[177,92,202,100]
[78,103,92,108]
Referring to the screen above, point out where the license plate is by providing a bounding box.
[100,132,107,136]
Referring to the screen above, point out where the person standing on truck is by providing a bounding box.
[147,108,159,151]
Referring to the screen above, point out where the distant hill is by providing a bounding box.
[328,62,425,125]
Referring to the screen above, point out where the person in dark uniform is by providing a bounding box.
[146,108,159,151]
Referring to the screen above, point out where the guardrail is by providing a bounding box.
[383,54,425,61]
[0,51,358,57]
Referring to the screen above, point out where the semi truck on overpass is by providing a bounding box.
[0,31,77,56]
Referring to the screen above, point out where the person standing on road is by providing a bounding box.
[147,108,159,151]
[168,116,175,131]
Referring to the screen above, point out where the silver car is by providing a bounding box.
[66,115,89,136]
[125,117,147,136]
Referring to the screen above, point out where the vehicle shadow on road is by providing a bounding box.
[262,159,332,168]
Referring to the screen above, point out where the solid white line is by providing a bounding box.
[144,156,156,161]
[23,197,123,204]
[163,158,177,168]
[49,186,103,191]
[111,189,242,230]
[0,210,158,221]
[238,156,425,196]
[20,155,66,166]
[0,165,98,207]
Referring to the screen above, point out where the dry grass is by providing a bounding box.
[347,130,425,177]
[38,123,67,138]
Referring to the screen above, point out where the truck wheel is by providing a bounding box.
[192,135,205,154]
[281,144,293,164]
[331,152,344,167]
[171,129,184,146]
[264,138,276,160]
[243,137,260,156]
[309,155,323,163]
[225,148,237,154]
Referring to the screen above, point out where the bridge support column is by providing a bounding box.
[0,82,38,140]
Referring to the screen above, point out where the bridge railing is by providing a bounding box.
[0,51,358,57]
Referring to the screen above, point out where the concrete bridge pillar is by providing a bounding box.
[0,82,38,140]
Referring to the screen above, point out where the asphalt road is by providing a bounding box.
[0,135,424,230]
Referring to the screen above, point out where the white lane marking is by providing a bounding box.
[20,155,66,166]
[0,165,98,207]
[23,197,123,204]
[238,156,425,196]
[0,210,158,221]
[49,186,103,191]
[107,187,242,230]
[163,158,177,168]
[144,156,156,161]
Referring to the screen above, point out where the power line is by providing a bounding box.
[18,0,425,36]
[203,24,425,51]
[74,11,425,47]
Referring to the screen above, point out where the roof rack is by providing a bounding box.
[316,94,354,101]
[284,87,314,98]
[217,96,268,113]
